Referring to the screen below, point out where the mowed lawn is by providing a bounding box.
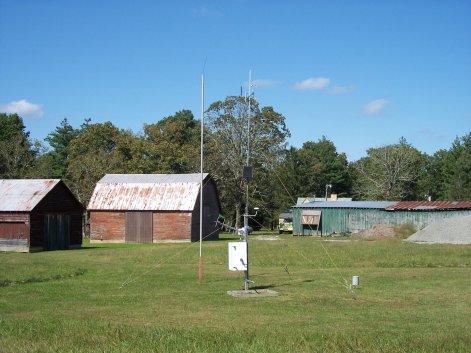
[1,234,470,353]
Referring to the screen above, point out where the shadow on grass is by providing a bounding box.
[71,246,100,250]
[251,284,276,290]
[0,269,87,287]
[250,276,318,291]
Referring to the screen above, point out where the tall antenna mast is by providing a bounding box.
[243,69,252,291]
[199,72,205,284]
[227,70,260,295]
[247,69,251,170]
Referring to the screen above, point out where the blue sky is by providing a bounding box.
[1,0,470,161]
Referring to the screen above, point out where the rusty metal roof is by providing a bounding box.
[88,173,209,211]
[0,179,61,211]
[385,201,471,210]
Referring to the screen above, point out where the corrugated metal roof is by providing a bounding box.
[295,200,471,211]
[88,173,209,211]
[385,201,471,210]
[295,201,397,209]
[99,173,208,184]
[0,179,61,211]
[296,197,352,205]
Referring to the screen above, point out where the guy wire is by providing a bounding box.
[259,152,353,293]
[120,225,223,289]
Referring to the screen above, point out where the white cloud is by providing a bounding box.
[0,99,44,118]
[363,99,389,115]
[251,79,279,88]
[294,77,330,90]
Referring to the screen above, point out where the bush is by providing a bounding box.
[394,223,416,239]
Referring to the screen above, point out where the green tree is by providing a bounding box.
[0,113,37,178]
[441,133,471,200]
[272,146,303,211]
[0,134,36,178]
[0,113,28,141]
[143,110,200,173]
[115,130,149,174]
[352,138,424,200]
[44,118,79,178]
[296,137,352,198]
[205,96,290,228]
[67,121,143,203]
[31,153,56,179]
[418,151,446,201]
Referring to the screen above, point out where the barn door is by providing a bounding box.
[125,212,153,243]
[44,214,70,250]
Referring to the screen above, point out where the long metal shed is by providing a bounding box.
[293,201,471,236]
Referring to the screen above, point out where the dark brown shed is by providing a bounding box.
[0,179,84,252]
[87,173,221,243]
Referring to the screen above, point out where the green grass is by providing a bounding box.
[1,233,470,352]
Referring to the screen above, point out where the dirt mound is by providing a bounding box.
[355,224,395,238]
[406,214,471,244]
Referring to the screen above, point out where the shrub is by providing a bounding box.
[394,222,416,239]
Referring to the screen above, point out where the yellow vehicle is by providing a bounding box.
[278,210,293,234]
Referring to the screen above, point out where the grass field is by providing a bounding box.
[1,233,470,353]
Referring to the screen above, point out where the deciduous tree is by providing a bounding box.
[0,113,37,178]
[296,137,351,198]
[352,138,424,200]
[205,96,290,228]
[67,121,142,203]
[143,110,200,173]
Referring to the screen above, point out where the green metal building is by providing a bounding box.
[293,201,471,236]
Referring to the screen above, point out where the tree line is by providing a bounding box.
[1,97,470,228]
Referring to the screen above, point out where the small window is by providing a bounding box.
[301,210,321,226]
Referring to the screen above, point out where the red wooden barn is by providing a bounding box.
[0,179,84,252]
[88,173,221,243]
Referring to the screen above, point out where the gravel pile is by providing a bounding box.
[406,214,471,244]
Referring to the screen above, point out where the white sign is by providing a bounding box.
[228,242,247,271]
